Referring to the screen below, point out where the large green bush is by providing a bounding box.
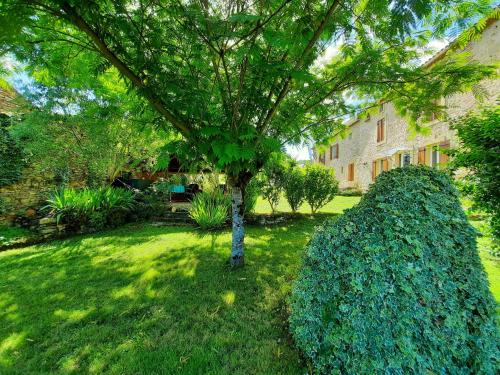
[449,105,500,252]
[290,166,498,373]
[303,163,339,213]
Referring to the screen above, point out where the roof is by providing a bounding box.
[345,11,499,127]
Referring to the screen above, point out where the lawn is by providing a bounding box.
[0,226,32,247]
[254,195,361,214]
[0,196,498,374]
[0,218,322,374]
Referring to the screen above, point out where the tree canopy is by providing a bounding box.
[0,0,496,263]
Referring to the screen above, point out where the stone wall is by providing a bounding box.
[316,18,500,191]
[0,167,85,224]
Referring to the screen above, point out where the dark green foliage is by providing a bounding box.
[284,166,306,213]
[303,164,339,213]
[449,105,500,250]
[290,166,499,374]
[0,125,25,187]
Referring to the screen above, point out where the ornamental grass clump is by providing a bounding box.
[290,166,498,374]
[45,187,135,230]
[189,190,231,230]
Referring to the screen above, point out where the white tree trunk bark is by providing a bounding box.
[230,185,245,267]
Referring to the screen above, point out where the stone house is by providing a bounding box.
[315,17,499,191]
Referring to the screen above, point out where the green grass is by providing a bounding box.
[0,218,325,374]
[0,195,498,374]
[254,195,361,215]
[0,226,33,246]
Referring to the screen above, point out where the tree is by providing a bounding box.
[449,105,500,251]
[303,163,338,213]
[284,166,306,213]
[1,1,496,266]
[9,70,170,187]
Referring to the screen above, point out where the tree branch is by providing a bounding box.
[59,1,192,137]
[259,0,343,132]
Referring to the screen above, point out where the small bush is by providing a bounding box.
[259,157,288,213]
[189,190,231,230]
[303,164,338,213]
[45,187,135,230]
[338,187,363,196]
[243,178,260,214]
[290,166,498,373]
[284,166,305,212]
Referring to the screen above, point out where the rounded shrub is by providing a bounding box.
[290,166,498,373]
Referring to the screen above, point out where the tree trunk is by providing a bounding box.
[230,184,245,267]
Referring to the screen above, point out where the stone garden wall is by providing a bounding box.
[0,167,85,224]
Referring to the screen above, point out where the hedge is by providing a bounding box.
[290,166,498,373]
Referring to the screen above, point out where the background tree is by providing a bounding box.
[284,166,306,213]
[449,105,500,253]
[1,0,496,266]
[303,163,339,213]
[259,154,289,213]
[1,61,172,186]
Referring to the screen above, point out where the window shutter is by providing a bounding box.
[439,140,450,164]
[383,158,388,171]
[329,146,333,160]
[381,120,385,141]
[418,147,426,165]
[348,163,354,181]
[397,154,401,167]
[372,161,377,181]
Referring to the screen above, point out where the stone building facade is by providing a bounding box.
[315,18,499,191]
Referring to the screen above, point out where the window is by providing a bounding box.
[418,147,426,165]
[380,158,388,172]
[376,119,385,143]
[431,148,439,167]
[399,153,411,167]
[373,158,388,181]
[319,152,325,164]
[330,143,339,159]
[397,153,411,167]
[348,163,354,181]
[379,102,386,113]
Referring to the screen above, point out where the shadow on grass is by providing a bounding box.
[0,216,336,374]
